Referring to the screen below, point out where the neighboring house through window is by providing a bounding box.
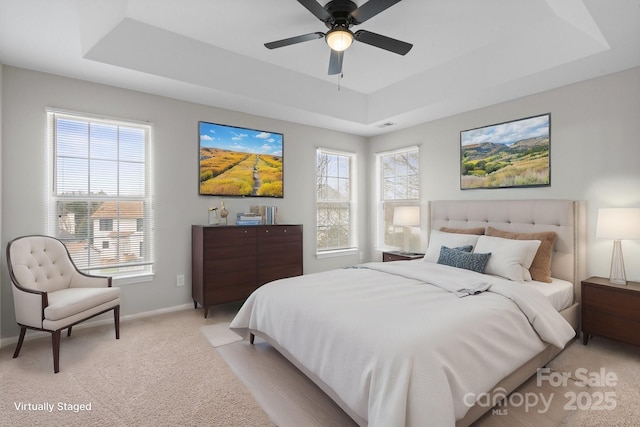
[47,109,154,282]
[316,148,357,255]
[376,146,420,252]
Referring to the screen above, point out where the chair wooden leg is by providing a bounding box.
[52,330,61,373]
[13,326,27,358]
[67,326,72,337]
[114,306,120,339]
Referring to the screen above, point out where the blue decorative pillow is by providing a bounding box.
[437,246,491,273]
[453,245,473,252]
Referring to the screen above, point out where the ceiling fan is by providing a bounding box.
[265,0,412,75]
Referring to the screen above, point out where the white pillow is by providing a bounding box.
[473,235,541,282]
[424,230,481,263]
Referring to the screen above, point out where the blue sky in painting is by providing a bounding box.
[199,122,283,156]
[461,114,549,146]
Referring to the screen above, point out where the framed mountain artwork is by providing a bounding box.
[460,113,550,190]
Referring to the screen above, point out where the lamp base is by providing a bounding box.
[609,240,627,286]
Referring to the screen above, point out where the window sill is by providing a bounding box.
[316,248,359,259]
[113,273,155,286]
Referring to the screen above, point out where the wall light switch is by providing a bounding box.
[176,274,185,287]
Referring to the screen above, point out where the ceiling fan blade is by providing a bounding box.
[328,49,344,75]
[350,0,402,24]
[354,30,412,55]
[297,0,332,22]
[265,32,324,49]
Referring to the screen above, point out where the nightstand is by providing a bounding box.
[382,251,424,262]
[581,276,640,347]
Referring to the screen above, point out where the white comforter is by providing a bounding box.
[230,261,575,427]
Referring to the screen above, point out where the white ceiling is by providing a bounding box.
[1,0,639,136]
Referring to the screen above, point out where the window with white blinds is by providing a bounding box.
[316,148,357,254]
[376,146,420,252]
[47,109,154,281]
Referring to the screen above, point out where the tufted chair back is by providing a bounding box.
[8,235,78,293]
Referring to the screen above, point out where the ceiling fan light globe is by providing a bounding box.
[326,29,353,52]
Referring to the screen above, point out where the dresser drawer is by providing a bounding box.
[583,284,640,322]
[582,309,640,347]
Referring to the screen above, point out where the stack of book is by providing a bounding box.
[250,205,278,225]
[236,213,262,226]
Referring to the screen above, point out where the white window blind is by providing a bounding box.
[316,148,357,253]
[47,109,154,281]
[376,146,420,252]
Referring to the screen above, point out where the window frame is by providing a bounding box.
[47,109,154,285]
[375,146,421,252]
[316,147,358,257]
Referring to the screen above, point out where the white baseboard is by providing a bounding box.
[0,303,193,349]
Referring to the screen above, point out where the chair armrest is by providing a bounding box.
[70,271,112,288]
[11,282,47,329]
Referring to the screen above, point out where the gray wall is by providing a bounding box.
[367,66,640,283]
[2,65,639,341]
[0,66,368,339]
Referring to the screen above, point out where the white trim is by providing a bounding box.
[316,248,359,259]
[0,303,192,349]
[374,144,419,156]
[114,272,155,286]
[45,107,153,127]
[316,146,356,157]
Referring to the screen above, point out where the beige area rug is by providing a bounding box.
[214,333,640,427]
[200,322,243,348]
[0,306,275,427]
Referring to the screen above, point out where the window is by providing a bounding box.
[316,148,357,254]
[100,218,113,231]
[47,109,153,282]
[376,146,420,251]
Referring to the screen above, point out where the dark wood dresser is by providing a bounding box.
[581,276,640,348]
[192,224,303,317]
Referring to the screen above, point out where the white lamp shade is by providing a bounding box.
[393,206,421,227]
[596,208,640,240]
[326,29,353,52]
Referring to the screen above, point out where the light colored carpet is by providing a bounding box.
[547,337,640,426]
[0,305,275,427]
[200,322,243,348]
[214,332,640,427]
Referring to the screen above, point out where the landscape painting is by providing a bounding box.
[199,121,283,197]
[460,114,550,190]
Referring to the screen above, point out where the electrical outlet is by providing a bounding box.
[176,274,185,287]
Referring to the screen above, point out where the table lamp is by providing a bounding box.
[596,208,640,285]
[393,206,421,253]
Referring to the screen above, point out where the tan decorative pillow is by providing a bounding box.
[486,227,557,283]
[440,226,485,235]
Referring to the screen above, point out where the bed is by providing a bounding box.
[230,199,585,426]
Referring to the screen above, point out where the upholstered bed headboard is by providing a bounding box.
[429,200,585,300]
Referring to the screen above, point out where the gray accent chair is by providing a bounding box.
[7,235,120,373]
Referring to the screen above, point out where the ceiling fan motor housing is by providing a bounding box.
[324,0,358,29]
